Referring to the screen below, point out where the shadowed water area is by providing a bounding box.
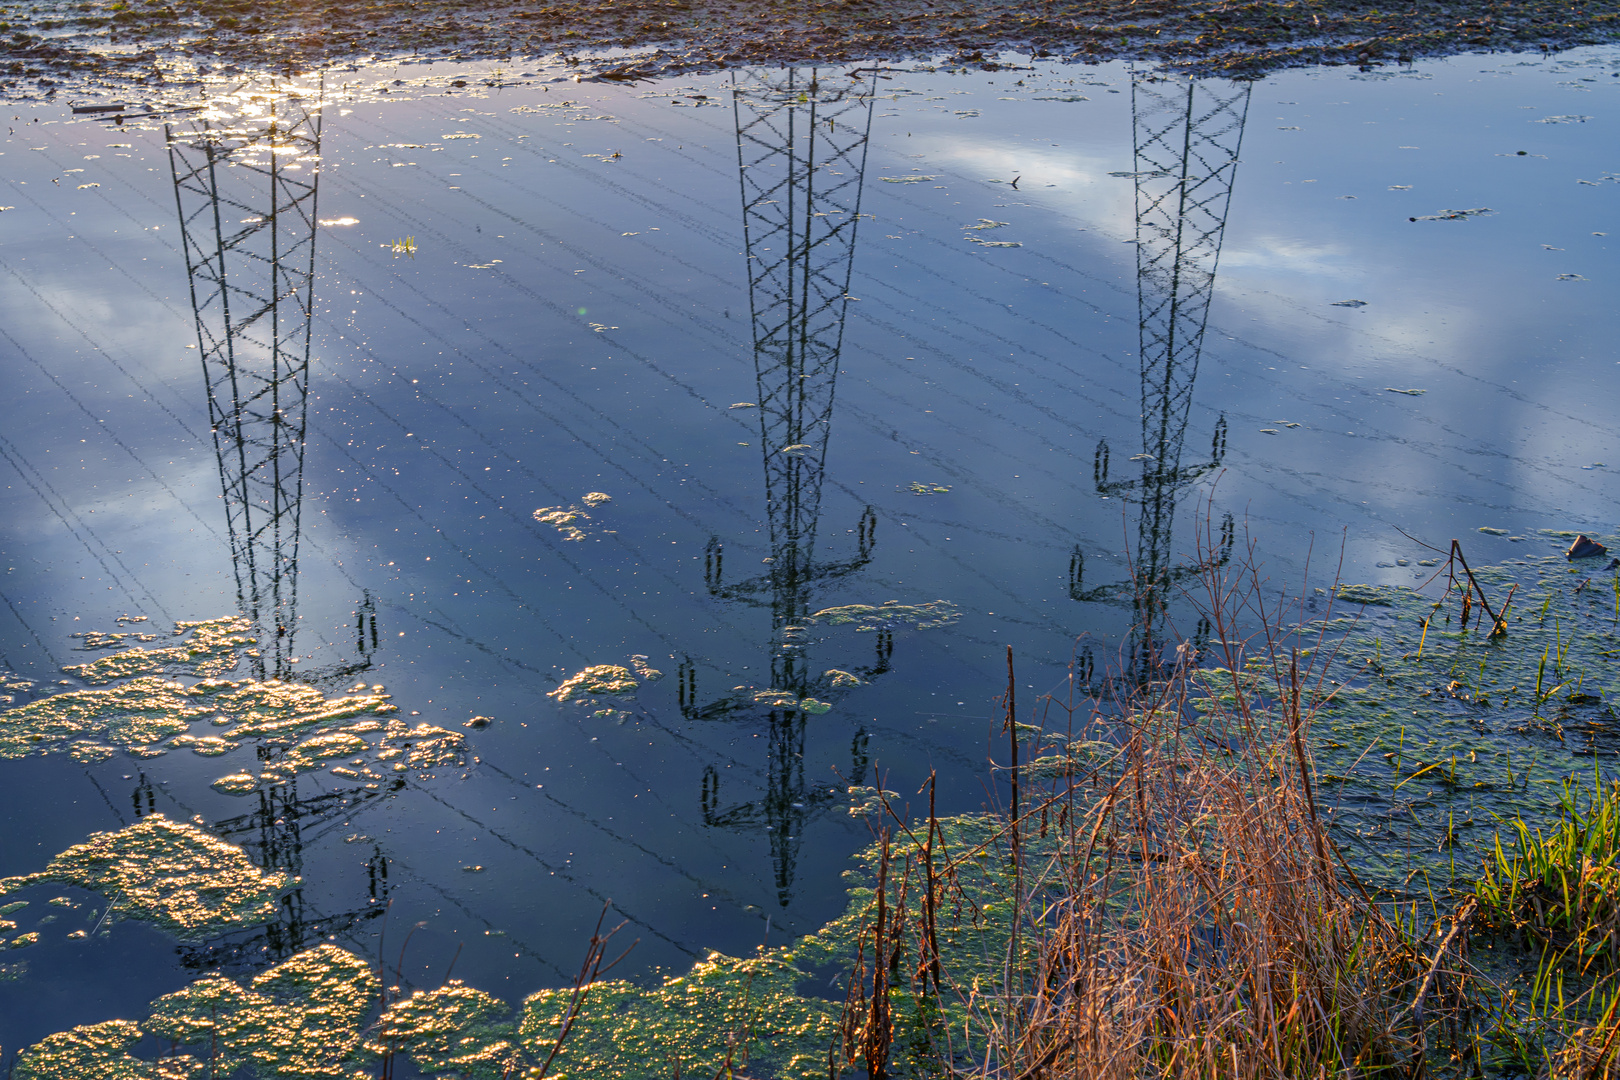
[2,46,1619,1070]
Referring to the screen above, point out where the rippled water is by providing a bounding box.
[2,47,1618,1053]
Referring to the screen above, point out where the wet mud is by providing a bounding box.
[5,0,1619,101]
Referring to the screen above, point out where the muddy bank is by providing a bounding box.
[4,0,1618,100]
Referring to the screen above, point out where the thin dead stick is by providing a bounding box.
[1407,897,1477,1025]
[535,901,634,1080]
[1450,539,1510,634]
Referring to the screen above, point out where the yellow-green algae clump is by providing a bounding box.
[62,617,256,685]
[549,664,640,702]
[0,617,397,763]
[519,949,839,1080]
[17,945,380,1080]
[809,599,961,631]
[369,982,523,1079]
[0,616,477,794]
[0,815,292,938]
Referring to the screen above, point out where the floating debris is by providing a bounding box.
[825,669,863,687]
[1410,207,1493,221]
[880,175,935,183]
[1567,535,1607,560]
[1383,387,1427,396]
[1478,527,1511,536]
[1332,299,1368,307]
[908,481,951,495]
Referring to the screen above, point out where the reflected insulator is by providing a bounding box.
[704,536,723,593]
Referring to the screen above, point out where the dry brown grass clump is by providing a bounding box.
[848,529,1480,1079]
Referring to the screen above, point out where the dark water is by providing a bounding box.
[1,47,1618,1051]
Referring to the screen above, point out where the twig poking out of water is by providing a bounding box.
[534,901,637,1080]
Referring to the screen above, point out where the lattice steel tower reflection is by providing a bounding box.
[1072,74,1250,684]
[167,83,389,965]
[687,67,881,907]
[180,779,393,971]
[168,83,324,681]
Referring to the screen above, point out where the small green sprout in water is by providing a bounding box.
[390,235,416,257]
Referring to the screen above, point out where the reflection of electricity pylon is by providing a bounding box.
[686,68,880,907]
[180,775,395,972]
[166,85,391,968]
[168,83,322,681]
[169,81,378,687]
[1071,74,1250,686]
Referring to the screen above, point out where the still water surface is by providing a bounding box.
[1,47,1618,1051]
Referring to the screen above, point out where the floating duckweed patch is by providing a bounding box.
[212,772,258,795]
[62,617,256,685]
[750,688,833,714]
[907,481,952,495]
[809,599,962,632]
[1336,583,1398,607]
[386,720,469,770]
[550,664,640,702]
[184,735,238,756]
[534,493,611,541]
[0,816,292,938]
[0,616,473,794]
[370,982,522,1079]
[825,669,863,687]
[520,950,839,1080]
[144,944,379,1080]
[69,741,117,763]
[14,1019,154,1080]
[0,619,398,764]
